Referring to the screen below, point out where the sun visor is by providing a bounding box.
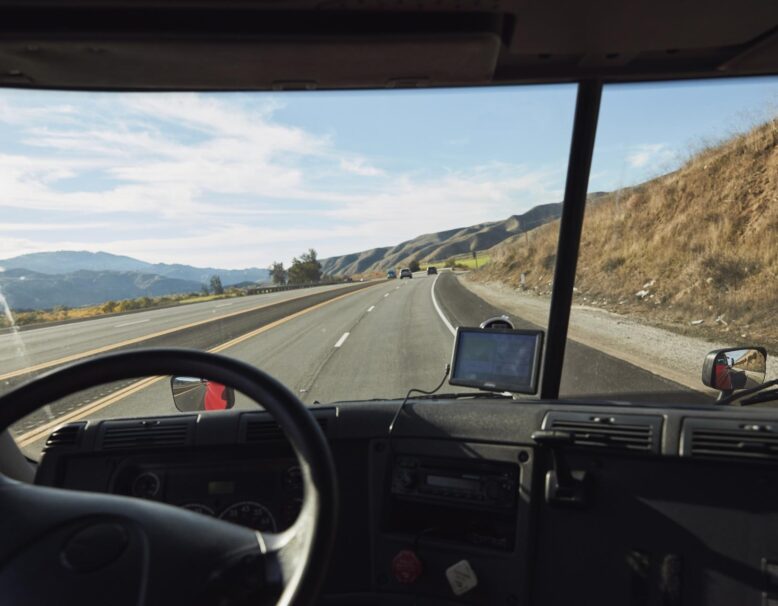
[0,32,502,90]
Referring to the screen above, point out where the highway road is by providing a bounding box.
[0,281,365,379]
[7,270,711,456]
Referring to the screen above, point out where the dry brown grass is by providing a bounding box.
[476,118,778,350]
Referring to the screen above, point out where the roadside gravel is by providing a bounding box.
[462,277,778,394]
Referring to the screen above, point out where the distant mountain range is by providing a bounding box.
[0,251,269,285]
[320,200,587,276]
[0,251,270,311]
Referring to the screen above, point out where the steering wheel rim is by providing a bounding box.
[0,348,338,606]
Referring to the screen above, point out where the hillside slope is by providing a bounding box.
[0,251,269,286]
[476,118,778,349]
[0,268,202,310]
[321,202,565,275]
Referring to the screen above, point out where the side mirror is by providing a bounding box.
[170,376,236,412]
[702,347,767,396]
[480,315,515,330]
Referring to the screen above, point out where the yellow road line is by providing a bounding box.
[14,283,380,448]
[16,376,164,448]
[0,284,360,382]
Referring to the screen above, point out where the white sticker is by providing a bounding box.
[445,559,478,596]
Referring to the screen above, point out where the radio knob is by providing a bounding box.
[398,469,417,490]
[485,479,507,501]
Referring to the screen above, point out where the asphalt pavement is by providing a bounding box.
[0,281,362,379]
[8,270,710,456]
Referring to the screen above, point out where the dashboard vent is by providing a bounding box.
[100,418,192,450]
[244,417,329,443]
[543,412,662,454]
[44,422,85,449]
[682,419,778,461]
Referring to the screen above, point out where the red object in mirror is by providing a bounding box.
[204,381,233,410]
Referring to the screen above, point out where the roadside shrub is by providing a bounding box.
[601,256,626,272]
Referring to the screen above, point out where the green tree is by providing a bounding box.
[209,275,224,295]
[408,259,421,272]
[288,249,322,284]
[201,283,210,296]
[269,261,288,285]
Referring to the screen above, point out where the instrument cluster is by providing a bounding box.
[124,461,303,533]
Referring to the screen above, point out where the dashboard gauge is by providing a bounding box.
[219,501,277,532]
[180,503,216,516]
[132,472,161,498]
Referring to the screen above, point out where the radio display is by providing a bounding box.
[426,474,480,492]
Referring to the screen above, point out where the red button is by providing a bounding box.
[391,549,423,584]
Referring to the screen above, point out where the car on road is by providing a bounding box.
[426,266,438,275]
[386,269,396,279]
[400,268,413,279]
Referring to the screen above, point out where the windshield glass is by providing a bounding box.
[2,79,777,458]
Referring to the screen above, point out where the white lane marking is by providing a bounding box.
[431,274,456,336]
[384,293,390,298]
[215,302,233,308]
[334,332,350,348]
[114,319,150,328]
[367,306,375,312]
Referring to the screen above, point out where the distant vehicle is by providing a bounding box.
[386,269,397,279]
[400,268,413,279]
[342,277,353,282]
[426,266,438,275]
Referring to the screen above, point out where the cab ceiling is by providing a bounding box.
[0,0,776,90]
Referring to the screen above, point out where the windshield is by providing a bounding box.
[0,79,776,457]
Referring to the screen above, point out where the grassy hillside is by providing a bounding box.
[320,202,565,275]
[475,118,778,350]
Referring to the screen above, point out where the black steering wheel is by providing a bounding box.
[0,348,338,606]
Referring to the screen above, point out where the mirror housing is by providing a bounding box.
[480,315,515,330]
[701,347,767,396]
[170,376,236,412]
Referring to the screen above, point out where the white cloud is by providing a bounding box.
[626,143,675,169]
[0,93,567,267]
[338,158,384,176]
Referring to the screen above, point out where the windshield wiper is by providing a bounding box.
[740,388,778,407]
[718,379,778,406]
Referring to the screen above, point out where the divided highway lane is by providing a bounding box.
[15,275,456,455]
[0,281,365,380]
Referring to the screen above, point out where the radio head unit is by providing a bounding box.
[391,455,518,510]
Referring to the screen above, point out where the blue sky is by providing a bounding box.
[0,76,776,268]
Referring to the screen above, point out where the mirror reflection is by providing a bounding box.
[170,377,236,412]
[712,349,766,391]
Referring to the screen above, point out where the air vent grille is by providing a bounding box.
[101,419,192,450]
[244,417,328,443]
[543,412,662,453]
[44,422,85,449]
[682,419,778,461]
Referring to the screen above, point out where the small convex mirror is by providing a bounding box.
[702,347,767,394]
[170,376,236,412]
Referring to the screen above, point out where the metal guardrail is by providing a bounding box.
[244,280,353,295]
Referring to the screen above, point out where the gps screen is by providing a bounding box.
[449,328,543,394]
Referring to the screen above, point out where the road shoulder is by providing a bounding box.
[460,276,778,394]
